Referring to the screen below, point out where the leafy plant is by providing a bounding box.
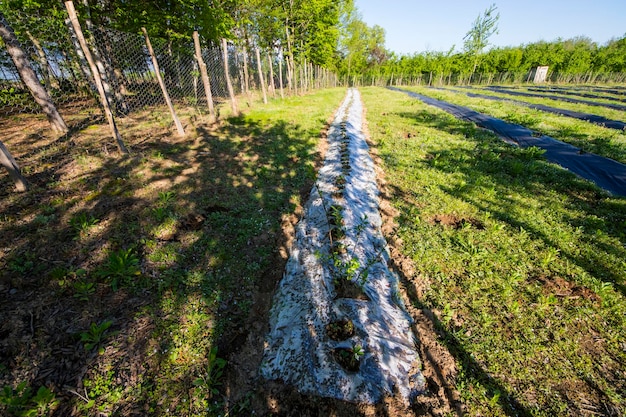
[73,279,96,301]
[192,347,227,399]
[158,191,176,206]
[70,212,99,236]
[0,382,58,416]
[97,248,141,291]
[80,320,114,354]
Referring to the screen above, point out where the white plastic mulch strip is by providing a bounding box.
[260,88,425,404]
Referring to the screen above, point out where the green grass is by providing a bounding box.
[424,86,626,164]
[361,86,626,416]
[0,88,347,416]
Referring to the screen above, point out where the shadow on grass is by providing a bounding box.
[396,110,626,295]
[0,103,334,415]
[375,108,626,415]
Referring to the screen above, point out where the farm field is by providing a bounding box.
[405,85,626,165]
[1,84,626,417]
[361,86,626,416]
[460,86,626,121]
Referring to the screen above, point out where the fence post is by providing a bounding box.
[64,1,128,153]
[0,140,28,192]
[142,27,185,137]
[192,31,215,118]
[221,38,239,115]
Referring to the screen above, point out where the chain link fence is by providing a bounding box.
[0,4,339,190]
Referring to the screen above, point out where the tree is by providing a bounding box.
[463,3,499,79]
[0,11,68,133]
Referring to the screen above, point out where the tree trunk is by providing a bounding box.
[192,31,214,118]
[0,12,68,134]
[0,140,28,192]
[64,16,96,90]
[278,49,284,99]
[142,27,184,137]
[267,51,275,97]
[242,44,250,93]
[65,1,128,153]
[25,30,58,90]
[221,38,238,115]
[255,47,267,104]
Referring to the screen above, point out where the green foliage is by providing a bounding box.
[192,347,227,399]
[96,248,141,291]
[463,3,499,74]
[80,320,114,353]
[69,212,98,236]
[362,86,626,415]
[0,382,58,417]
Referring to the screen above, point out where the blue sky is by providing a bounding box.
[356,0,626,55]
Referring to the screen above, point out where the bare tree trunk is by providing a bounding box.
[142,27,184,137]
[278,49,284,99]
[192,31,214,118]
[65,1,127,153]
[25,30,58,90]
[0,12,68,134]
[242,44,250,93]
[267,51,275,97]
[0,140,28,192]
[255,47,267,104]
[81,0,128,116]
[285,23,294,93]
[221,38,238,115]
[64,16,96,90]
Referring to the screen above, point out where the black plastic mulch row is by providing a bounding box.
[390,87,626,197]
[437,87,626,131]
[526,87,626,103]
[531,85,626,97]
[485,86,626,112]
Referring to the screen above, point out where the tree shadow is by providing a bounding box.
[0,97,341,416]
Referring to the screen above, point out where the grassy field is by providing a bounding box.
[361,86,626,416]
[409,86,626,165]
[460,85,626,123]
[2,83,625,416]
[0,88,347,416]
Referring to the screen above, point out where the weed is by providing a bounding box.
[192,347,227,399]
[70,212,98,237]
[73,279,96,301]
[80,320,114,354]
[7,254,35,275]
[0,382,58,416]
[157,191,176,206]
[96,248,141,291]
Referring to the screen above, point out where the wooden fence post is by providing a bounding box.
[142,27,185,137]
[64,1,128,153]
[192,31,215,118]
[221,38,238,115]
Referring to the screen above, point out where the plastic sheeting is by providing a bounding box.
[261,88,425,404]
[485,86,626,112]
[392,87,626,197]
[447,87,626,130]
[526,87,626,103]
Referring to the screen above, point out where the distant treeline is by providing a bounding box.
[353,36,626,84]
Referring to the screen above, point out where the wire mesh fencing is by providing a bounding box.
[0,4,339,188]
